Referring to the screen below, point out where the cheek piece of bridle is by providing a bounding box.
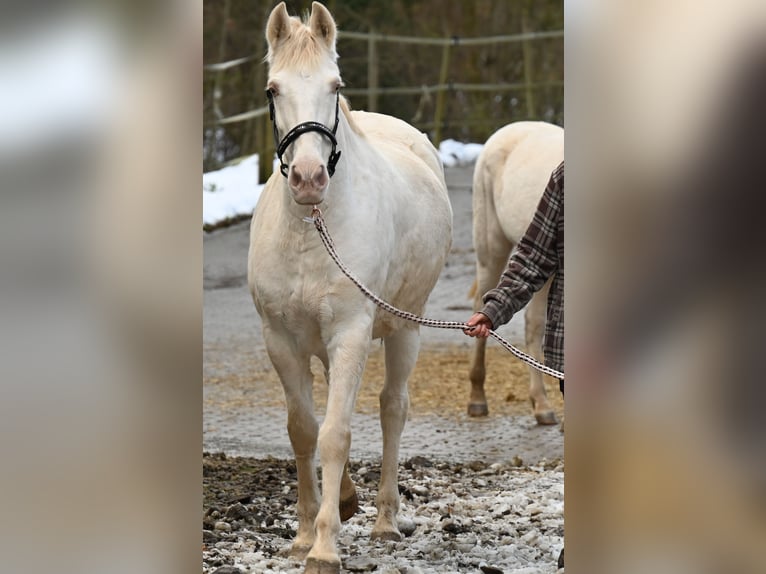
[266,89,342,179]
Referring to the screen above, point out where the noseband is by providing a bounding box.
[266,89,342,178]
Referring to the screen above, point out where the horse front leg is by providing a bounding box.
[263,325,319,559]
[372,327,418,540]
[318,355,359,523]
[525,286,557,425]
[305,324,371,574]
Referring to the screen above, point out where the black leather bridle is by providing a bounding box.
[266,89,342,178]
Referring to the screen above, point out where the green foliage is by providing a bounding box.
[203,0,563,171]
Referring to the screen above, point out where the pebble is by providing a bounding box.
[397,517,417,537]
[225,503,248,520]
[410,485,429,497]
[345,556,378,571]
[214,521,232,532]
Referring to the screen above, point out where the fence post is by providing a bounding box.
[432,42,451,146]
[367,31,378,112]
[254,57,272,184]
[210,0,232,167]
[521,10,537,119]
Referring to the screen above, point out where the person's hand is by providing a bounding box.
[463,312,493,338]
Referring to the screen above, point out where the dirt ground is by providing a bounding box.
[203,163,564,463]
[203,452,564,574]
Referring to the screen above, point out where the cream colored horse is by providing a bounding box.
[469,121,563,424]
[248,3,452,573]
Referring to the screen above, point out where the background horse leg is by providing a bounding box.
[306,325,371,574]
[264,328,319,559]
[468,252,510,416]
[468,336,488,416]
[372,327,418,540]
[525,285,557,425]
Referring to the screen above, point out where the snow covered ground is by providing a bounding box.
[202,140,483,227]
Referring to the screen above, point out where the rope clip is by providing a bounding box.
[302,205,322,224]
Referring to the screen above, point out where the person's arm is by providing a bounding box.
[466,163,563,337]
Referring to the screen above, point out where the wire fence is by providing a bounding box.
[203,28,563,180]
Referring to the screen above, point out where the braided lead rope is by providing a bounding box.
[307,207,565,380]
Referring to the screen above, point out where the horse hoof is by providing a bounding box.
[535,410,558,425]
[370,528,403,542]
[304,557,340,574]
[467,402,489,417]
[339,490,359,522]
[289,544,312,560]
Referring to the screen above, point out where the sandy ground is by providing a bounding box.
[203,164,564,465]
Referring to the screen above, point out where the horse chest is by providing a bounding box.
[253,243,339,328]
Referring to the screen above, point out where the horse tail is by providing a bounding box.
[467,278,478,300]
[471,148,494,308]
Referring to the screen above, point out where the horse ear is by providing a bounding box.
[266,2,291,51]
[309,2,336,52]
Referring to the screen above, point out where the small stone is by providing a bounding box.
[442,519,466,534]
[345,555,378,571]
[493,504,511,517]
[480,565,504,574]
[225,502,248,520]
[397,517,416,537]
[214,521,232,532]
[455,533,478,553]
[404,455,433,469]
[511,455,524,467]
[212,567,242,574]
[521,529,539,544]
[410,485,429,497]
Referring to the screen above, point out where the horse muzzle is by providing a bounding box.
[288,161,329,205]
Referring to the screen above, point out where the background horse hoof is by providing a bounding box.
[339,490,359,522]
[370,528,403,542]
[467,402,489,417]
[304,557,340,574]
[535,410,558,425]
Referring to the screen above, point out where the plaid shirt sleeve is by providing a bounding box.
[480,162,564,329]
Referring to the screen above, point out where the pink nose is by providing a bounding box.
[288,161,328,200]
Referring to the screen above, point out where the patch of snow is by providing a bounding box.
[203,155,263,226]
[438,139,484,167]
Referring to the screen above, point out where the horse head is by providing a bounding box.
[266,1,343,206]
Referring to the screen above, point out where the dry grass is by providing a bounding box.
[205,344,564,420]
